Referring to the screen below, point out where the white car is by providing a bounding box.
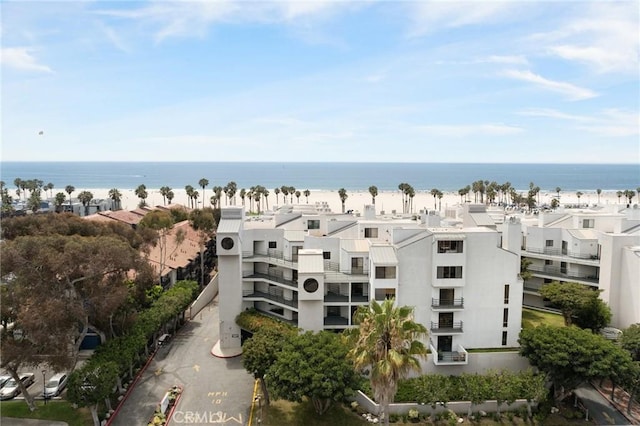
[43,373,69,398]
[0,374,11,389]
[0,373,35,400]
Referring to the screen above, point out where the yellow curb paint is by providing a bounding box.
[248,378,259,425]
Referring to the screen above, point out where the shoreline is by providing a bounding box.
[42,188,633,214]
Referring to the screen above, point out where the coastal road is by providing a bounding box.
[111,299,254,426]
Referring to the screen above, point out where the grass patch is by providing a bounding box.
[259,399,369,425]
[1,400,93,426]
[522,307,565,329]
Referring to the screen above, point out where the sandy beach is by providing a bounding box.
[83,187,631,215]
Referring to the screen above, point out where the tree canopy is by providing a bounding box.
[539,281,610,329]
[621,323,640,361]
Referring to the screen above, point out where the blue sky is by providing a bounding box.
[2,1,638,163]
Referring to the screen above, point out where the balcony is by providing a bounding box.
[243,250,298,268]
[243,272,297,288]
[351,293,369,303]
[524,246,599,262]
[324,291,349,303]
[324,315,349,326]
[430,321,463,334]
[527,264,599,284]
[243,290,298,308]
[431,298,464,310]
[429,342,468,365]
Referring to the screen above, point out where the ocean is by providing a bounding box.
[0,162,638,193]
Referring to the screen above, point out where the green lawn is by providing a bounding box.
[259,399,369,426]
[1,400,93,426]
[522,307,565,329]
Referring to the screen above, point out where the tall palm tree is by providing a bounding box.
[226,181,237,206]
[437,190,443,211]
[288,186,295,204]
[239,188,246,207]
[458,188,465,204]
[280,186,289,204]
[263,188,270,210]
[576,191,583,205]
[338,188,348,213]
[303,189,310,204]
[160,186,171,206]
[108,188,122,211]
[555,187,561,202]
[295,190,301,203]
[430,188,439,210]
[65,185,75,212]
[135,184,148,207]
[198,178,209,207]
[368,185,378,205]
[596,188,602,204]
[185,185,194,208]
[78,190,94,216]
[45,182,54,198]
[344,299,427,426]
[617,191,623,203]
[166,190,175,205]
[274,187,280,204]
[54,192,66,213]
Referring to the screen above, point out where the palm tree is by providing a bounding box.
[289,186,296,204]
[274,187,280,204]
[344,299,427,426]
[185,185,194,208]
[437,190,443,211]
[617,191,623,203]
[338,188,348,213]
[303,189,310,204]
[78,190,94,216]
[555,187,561,202]
[407,185,415,213]
[226,181,237,206]
[458,188,465,204]
[108,188,122,211]
[45,182,54,198]
[160,186,171,206]
[295,190,301,203]
[576,191,583,205]
[198,178,209,207]
[625,189,635,205]
[263,188,270,210]
[14,178,23,201]
[65,185,75,212]
[54,192,66,213]
[368,185,378,205]
[239,188,246,207]
[596,188,602,204]
[166,190,175,205]
[192,190,200,208]
[430,188,439,210]
[280,186,289,204]
[135,184,148,207]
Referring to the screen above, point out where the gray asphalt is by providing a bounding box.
[110,299,255,426]
[574,383,631,425]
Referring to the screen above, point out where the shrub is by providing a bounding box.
[408,408,419,419]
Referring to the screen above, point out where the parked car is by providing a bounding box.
[0,373,35,400]
[43,373,69,398]
[0,374,11,389]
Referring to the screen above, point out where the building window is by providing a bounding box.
[323,251,331,260]
[438,240,464,253]
[375,288,396,301]
[545,240,553,247]
[268,241,277,249]
[308,220,320,230]
[364,227,378,238]
[375,266,396,279]
[503,308,509,327]
[504,284,510,304]
[544,278,552,284]
[545,259,552,265]
[220,237,234,250]
[303,278,319,293]
[583,219,594,228]
[437,266,463,279]
[502,331,508,346]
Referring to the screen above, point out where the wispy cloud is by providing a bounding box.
[501,69,598,101]
[1,47,52,72]
[415,124,523,138]
[100,23,130,53]
[518,108,639,137]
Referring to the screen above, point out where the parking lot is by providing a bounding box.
[2,368,68,402]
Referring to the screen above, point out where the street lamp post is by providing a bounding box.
[42,370,47,405]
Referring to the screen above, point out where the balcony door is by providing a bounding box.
[439,288,454,305]
[439,312,454,328]
[437,335,452,352]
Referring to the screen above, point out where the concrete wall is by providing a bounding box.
[418,351,531,376]
[188,273,219,320]
[354,390,533,416]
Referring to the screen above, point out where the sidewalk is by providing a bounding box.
[592,379,640,425]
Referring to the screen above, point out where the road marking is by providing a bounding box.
[193,364,200,372]
[248,379,259,426]
[154,368,163,376]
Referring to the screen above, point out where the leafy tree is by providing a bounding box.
[540,281,603,327]
[519,325,634,401]
[344,299,427,426]
[108,188,122,211]
[338,188,348,213]
[520,258,532,286]
[67,361,120,426]
[27,188,42,213]
[78,190,94,216]
[242,328,294,405]
[621,324,640,361]
[1,183,15,215]
[573,294,611,332]
[460,373,490,417]
[189,208,216,289]
[139,210,179,285]
[267,331,358,415]
[517,369,547,417]
[369,185,378,205]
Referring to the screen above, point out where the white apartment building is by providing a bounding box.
[519,205,640,329]
[217,204,523,369]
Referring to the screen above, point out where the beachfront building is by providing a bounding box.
[519,205,640,329]
[216,204,524,371]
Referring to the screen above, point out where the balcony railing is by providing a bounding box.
[524,246,599,261]
[351,294,369,303]
[243,250,298,267]
[527,264,599,284]
[431,298,464,309]
[429,342,468,365]
[243,272,297,288]
[324,291,349,302]
[243,290,298,308]
[430,321,463,333]
[324,315,349,326]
